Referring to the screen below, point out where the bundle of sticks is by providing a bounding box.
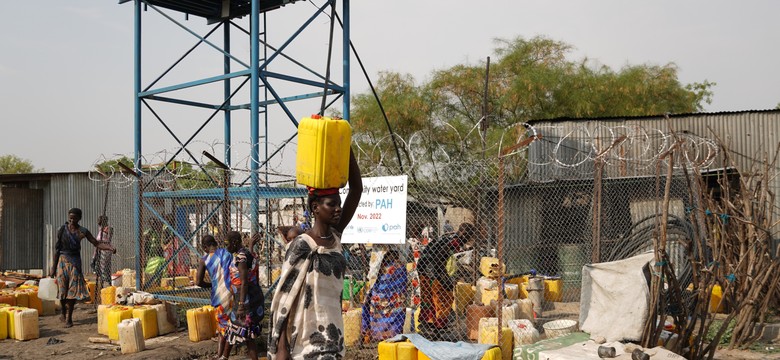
[642,130,780,360]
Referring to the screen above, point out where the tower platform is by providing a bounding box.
[119,0,299,21]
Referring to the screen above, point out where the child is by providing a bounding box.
[195,235,233,357]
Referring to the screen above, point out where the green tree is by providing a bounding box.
[351,35,715,181]
[351,72,435,180]
[0,155,39,174]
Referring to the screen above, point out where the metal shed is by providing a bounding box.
[0,172,135,274]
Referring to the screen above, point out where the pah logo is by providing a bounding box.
[381,223,402,232]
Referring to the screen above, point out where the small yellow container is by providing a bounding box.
[478,324,513,360]
[271,267,282,285]
[13,308,39,340]
[453,282,476,313]
[343,308,362,347]
[295,115,352,189]
[481,289,499,306]
[1,306,21,339]
[378,341,420,360]
[161,276,190,289]
[14,292,29,308]
[414,307,421,332]
[151,302,178,335]
[23,290,42,315]
[0,309,7,340]
[479,257,505,278]
[108,306,133,340]
[397,342,418,360]
[186,307,214,342]
[0,294,15,306]
[118,318,146,354]
[544,279,563,302]
[86,281,96,303]
[709,285,725,313]
[507,275,529,299]
[378,341,400,360]
[202,305,218,334]
[98,304,115,335]
[132,306,159,339]
[480,347,501,360]
[101,286,116,305]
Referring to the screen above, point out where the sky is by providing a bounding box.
[1,1,779,174]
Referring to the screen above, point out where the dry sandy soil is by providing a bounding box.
[0,303,216,360]
[1,302,777,360]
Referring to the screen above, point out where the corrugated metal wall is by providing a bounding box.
[0,173,135,273]
[529,110,780,177]
[529,110,780,215]
[45,174,136,275]
[519,110,780,275]
[0,187,44,269]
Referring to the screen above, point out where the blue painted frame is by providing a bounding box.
[127,0,351,304]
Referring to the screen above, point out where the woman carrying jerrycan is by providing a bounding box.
[268,115,363,360]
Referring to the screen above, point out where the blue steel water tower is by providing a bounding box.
[120,0,351,298]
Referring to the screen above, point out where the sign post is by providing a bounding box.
[340,175,408,244]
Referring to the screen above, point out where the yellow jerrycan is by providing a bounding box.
[296,115,352,189]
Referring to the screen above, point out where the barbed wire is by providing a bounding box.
[88,140,300,190]
[88,123,722,189]
[355,123,720,179]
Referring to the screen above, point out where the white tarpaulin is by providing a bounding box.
[579,252,654,342]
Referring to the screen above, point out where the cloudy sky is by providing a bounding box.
[1,0,778,173]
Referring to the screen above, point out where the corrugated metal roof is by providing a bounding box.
[526,108,780,124]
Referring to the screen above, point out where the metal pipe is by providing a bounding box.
[342,0,350,120]
[263,12,272,283]
[223,22,233,235]
[497,152,505,350]
[133,0,143,290]
[250,0,260,235]
[224,20,232,168]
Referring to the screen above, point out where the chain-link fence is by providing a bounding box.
[86,148,308,313]
[86,122,738,357]
[335,123,726,357]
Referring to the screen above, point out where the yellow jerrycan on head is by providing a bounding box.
[296,115,352,189]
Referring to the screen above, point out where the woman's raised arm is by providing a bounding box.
[336,148,362,233]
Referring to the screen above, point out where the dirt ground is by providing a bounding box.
[1,302,778,360]
[0,303,217,360]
